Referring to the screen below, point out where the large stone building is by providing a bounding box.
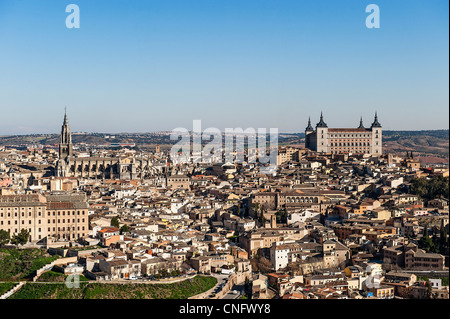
[384,243,445,270]
[55,111,159,179]
[305,112,382,155]
[0,193,89,242]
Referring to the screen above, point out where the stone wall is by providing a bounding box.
[33,256,78,281]
[213,271,252,299]
[0,282,25,299]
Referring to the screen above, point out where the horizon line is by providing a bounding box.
[1,128,449,137]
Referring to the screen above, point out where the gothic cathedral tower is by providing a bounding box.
[56,109,73,177]
[59,109,73,160]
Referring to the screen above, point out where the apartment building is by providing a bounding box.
[0,194,47,241]
[0,193,89,242]
[384,243,445,270]
[45,194,89,241]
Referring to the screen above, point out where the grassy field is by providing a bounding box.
[9,275,217,299]
[0,282,18,296]
[38,270,89,283]
[0,248,59,281]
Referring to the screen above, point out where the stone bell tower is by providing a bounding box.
[59,108,73,161]
[56,108,73,177]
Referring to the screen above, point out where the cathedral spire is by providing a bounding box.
[60,108,73,160]
[63,106,68,125]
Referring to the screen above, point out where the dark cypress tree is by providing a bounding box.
[439,221,448,254]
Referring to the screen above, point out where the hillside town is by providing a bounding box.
[0,114,449,300]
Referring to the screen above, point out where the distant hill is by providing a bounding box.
[280,130,449,164]
[0,130,448,163]
[382,130,449,159]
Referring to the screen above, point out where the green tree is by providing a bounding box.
[426,281,433,299]
[160,268,169,278]
[120,224,130,234]
[411,176,449,201]
[419,225,435,253]
[439,225,448,254]
[244,276,249,287]
[423,225,429,237]
[259,213,266,225]
[0,230,10,247]
[110,217,120,228]
[276,210,288,224]
[10,229,30,246]
[171,269,180,277]
[244,206,249,218]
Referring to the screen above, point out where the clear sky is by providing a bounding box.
[0,0,448,134]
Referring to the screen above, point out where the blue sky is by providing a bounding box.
[0,0,448,134]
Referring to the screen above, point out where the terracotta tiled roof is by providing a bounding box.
[99,227,119,233]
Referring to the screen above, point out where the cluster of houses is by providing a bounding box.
[0,144,449,299]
